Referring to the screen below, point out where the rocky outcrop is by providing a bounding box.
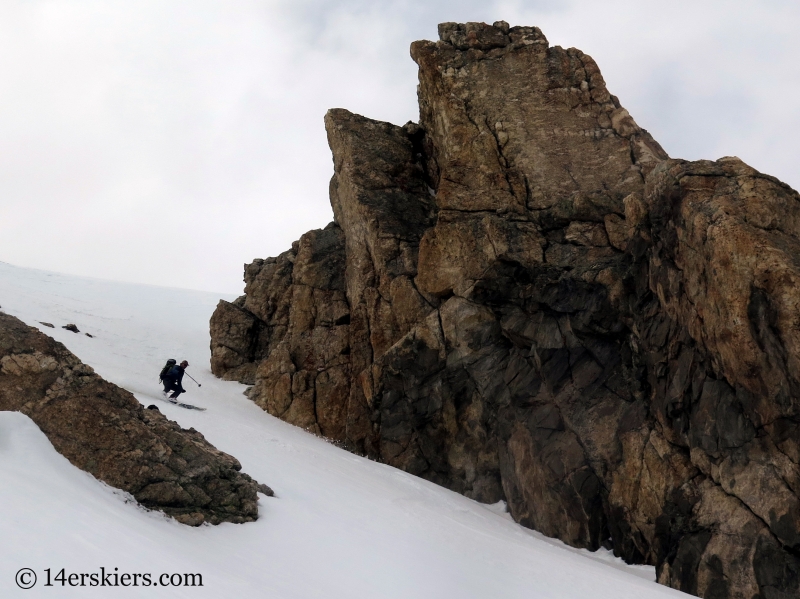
[626,158,800,597]
[0,312,270,526]
[211,21,800,598]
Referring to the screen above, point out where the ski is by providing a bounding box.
[172,401,206,411]
[153,395,206,411]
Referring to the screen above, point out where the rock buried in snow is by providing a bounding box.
[0,311,270,525]
[174,512,206,526]
[62,323,79,333]
[39,322,55,328]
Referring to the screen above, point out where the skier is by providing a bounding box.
[162,360,189,402]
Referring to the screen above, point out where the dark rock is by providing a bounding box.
[210,21,800,598]
[39,322,55,328]
[62,324,79,333]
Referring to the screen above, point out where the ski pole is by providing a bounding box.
[185,372,201,387]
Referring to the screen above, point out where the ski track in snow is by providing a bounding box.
[0,261,689,598]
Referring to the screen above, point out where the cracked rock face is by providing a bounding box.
[0,312,269,525]
[210,21,800,598]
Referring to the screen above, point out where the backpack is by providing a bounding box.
[159,359,177,382]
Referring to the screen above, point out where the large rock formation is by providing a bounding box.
[211,21,800,598]
[0,311,270,526]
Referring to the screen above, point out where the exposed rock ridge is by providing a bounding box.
[210,21,800,598]
[629,159,800,596]
[0,312,269,526]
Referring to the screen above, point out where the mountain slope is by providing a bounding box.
[0,261,685,598]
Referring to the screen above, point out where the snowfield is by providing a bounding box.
[0,261,689,598]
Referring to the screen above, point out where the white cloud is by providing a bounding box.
[0,0,797,292]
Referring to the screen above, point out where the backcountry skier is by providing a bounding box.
[162,360,189,402]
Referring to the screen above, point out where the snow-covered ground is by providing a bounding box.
[0,261,688,598]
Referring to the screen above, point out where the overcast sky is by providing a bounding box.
[1,0,798,294]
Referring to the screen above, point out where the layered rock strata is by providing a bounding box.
[0,312,269,525]
[211,21,800,598]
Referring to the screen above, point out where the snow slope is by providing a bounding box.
[0,261,689,598]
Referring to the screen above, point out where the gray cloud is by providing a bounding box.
[0,0,797,292]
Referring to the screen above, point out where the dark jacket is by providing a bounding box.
[166,365,185,384]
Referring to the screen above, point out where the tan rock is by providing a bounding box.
[604,214,629,250]
[565,221,610,246]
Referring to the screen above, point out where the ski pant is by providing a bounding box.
[163,378,185,399]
